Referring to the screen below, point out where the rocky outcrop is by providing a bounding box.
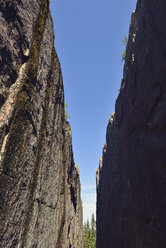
[0,1,82,247]
[97,0,166,247]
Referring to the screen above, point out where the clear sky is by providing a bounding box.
[50,0,137,222]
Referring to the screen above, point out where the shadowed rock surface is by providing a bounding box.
[0,1,83,247]
[97,0,166,247]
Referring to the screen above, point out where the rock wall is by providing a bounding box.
[97,0,166,247]
[0,1,83,247]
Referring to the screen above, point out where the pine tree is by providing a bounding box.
[83,214,96,248]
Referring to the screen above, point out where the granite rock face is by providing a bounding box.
[97,0,166,247]
[0,1,83,247]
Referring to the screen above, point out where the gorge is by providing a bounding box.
[0,0,166,247]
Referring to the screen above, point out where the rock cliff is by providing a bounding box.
[97,0,166,247]
[0,1,82,247]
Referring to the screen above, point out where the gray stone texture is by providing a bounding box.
[97,0,166,247]
[0,1,83,247]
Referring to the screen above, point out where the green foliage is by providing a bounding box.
[66,126,71,134]
[83,213,96,248]
[64,102,71,119]
[121,35,128,62]
[121,49,126,62]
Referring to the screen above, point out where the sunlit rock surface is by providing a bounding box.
[0,1,83,247]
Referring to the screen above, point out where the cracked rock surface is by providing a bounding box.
[0,1,83,247]
[97,0,166,247]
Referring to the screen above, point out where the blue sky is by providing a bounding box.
[50,0,137,222]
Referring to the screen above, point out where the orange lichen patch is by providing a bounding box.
[103,143,107,154]
[99,157,103,170]
[96,157,103,188]
[109,112,115,124]
[96,168,100,187]
[74,163,79,175]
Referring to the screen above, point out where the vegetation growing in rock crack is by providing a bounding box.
[64,102,71,119]
[83,213,96,248]
[66,126,71,134]
[121,35,128,62]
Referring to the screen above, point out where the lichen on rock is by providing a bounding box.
[0,1,83,247]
